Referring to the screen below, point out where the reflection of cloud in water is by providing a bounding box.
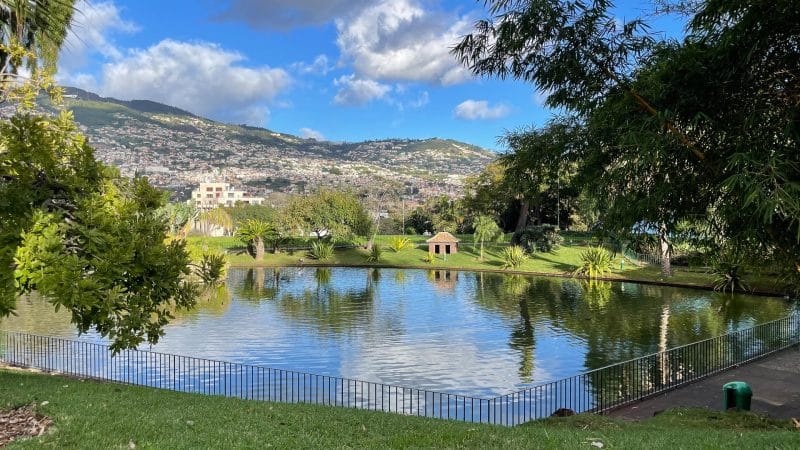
[2,267,794,399]
[340,337,558,397]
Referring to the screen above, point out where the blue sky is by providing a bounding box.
[58,0,684,151]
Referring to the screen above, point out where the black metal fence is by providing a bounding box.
[1,313,798,426]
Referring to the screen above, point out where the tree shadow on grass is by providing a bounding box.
[532,254,576,273]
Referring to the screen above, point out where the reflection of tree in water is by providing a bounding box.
[581,280,612,309]
[226,267,385,336]
[469,272,794,387]
[231,268,285,301]
[393,270,406,285]
[0,294,75,338]
[472,273,550,383]
[171,285,232,321]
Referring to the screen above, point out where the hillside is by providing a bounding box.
[51,88,497,200]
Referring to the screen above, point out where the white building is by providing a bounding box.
[189,182,264,211]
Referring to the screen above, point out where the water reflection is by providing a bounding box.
[1,267,795,397]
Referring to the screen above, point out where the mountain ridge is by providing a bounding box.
[41,87,497,200]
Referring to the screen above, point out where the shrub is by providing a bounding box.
[387,237,412,252]
[366,244,383,262]
[195,252,228,286]
[709,251,749,293]
[423,251,437,264]
[574,247,612,279]
[501,245,528,269]
[517,225,563,253]
[308,240,334,261]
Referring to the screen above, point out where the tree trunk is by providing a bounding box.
[515,199,530,234]
[255,237,265,261]
[659,223,672,277]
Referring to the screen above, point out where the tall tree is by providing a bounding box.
[499,120,579,235]
[1,1,199,350]
[456,0,800,284]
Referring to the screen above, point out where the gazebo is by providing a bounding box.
[426,231,460,255]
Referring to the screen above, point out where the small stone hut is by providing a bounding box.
[426,231,460,255]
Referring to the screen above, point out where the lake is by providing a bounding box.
[1,267,795,398]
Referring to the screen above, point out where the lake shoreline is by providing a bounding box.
[228,261,789,299]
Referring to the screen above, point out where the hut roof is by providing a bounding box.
[426,231,460,243]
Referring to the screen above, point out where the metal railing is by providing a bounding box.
[1,313,798,426]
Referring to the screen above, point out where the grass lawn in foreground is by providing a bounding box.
[0,369,795,449]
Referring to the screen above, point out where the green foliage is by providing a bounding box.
[308,241,334,261]
[366,244,383,262]
[473,215,503,261]
[517,224,563,253]
[199,208,233,235]
[387,237,412,252]
[281,189,373,241]
[423,251,437,264]
[1,112,196,351]
[159,202,197,236]
[224,204,275,225]
[456,0,800,292]
[501,245,528,270]
[709,251,749,294]
[194,252,228,287]
[574,247,612,279]
[235,219,277,260]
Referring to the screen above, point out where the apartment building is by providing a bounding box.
[190,182,264,210]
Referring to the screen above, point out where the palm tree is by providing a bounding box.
[473,215,503,261]
[200,208,233,236]
[236,219,276,261]
[1,0,76,93]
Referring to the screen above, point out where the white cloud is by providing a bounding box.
[92,40,291,126]
[333,75,391,106]
[291,54,334,76]
[212,0,371,29]
[299,127,325,141]
[335,0,472,85]
[60,0,138,71]
[409,91,430,108]
[454,100,511,120]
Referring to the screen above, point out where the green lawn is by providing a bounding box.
[0,369,795,449]
[189,235,784,294]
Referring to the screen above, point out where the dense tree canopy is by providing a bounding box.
[456,0,800,288]
[2,1,198,350]
[281,190,373,241]
[1,113,196,351]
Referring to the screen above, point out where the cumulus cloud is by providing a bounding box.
[60,0,138,70]
[92,40,291,126]
[212,0,371,30]
[335,0,472,85]
[454,100,511,120]
[333,75,391,106]
[299,127,325,141]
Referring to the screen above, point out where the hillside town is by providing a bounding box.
[3,94,495,202]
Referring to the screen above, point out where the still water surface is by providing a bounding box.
[2,267,795,397]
